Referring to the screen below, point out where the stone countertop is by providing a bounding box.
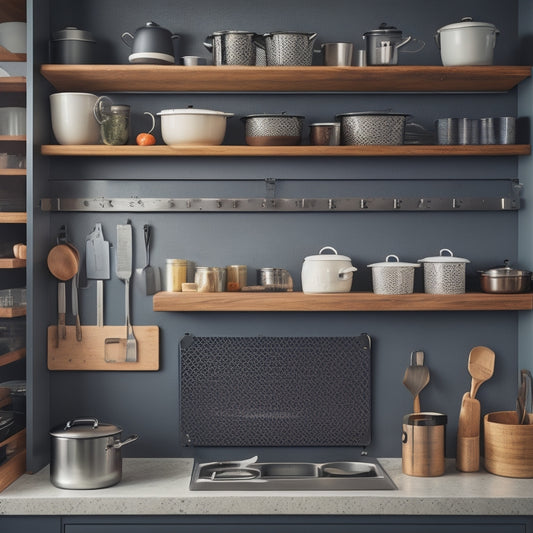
[1,458,533,516]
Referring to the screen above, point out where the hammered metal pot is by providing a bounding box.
[418,248,470,295]
[336,112,408,145]
[254,31,318,66]
[242,113,304,145]
[367,254,420,295]
[204,31,257,65]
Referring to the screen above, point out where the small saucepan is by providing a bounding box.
[479,260,532,294]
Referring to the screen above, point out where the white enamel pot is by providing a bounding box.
[435,17,499,66]
[157,107,233,146]
[301,246,357,294]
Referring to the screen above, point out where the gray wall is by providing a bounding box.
[29,0,524,464]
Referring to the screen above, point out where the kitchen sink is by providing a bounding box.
[189,456,396,491]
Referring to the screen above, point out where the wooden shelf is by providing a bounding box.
[0,348,25,367]
[0,0,26,24]
[0,212,26,223]
[0,136,25,142]
[0,307,25,318]
[0,46,25,63]
[41,144,531,157]
[0,169,25,176]
[0,429,26,493]
[0,258,25,268]
[0,77,25,92]
[40,65,532,93]
[153,291,533,312]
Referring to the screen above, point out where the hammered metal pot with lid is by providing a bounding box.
[367,254,420,295]
[418,248,470,294]
[479,260,532,294]
[50,417,138,489]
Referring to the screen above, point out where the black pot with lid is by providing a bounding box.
[50,26,96,64]
[479,259,532,294]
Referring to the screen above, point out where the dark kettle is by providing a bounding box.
[121,21,180,64]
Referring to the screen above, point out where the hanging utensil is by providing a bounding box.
[456,391,481,472]
[135,224,161,295]
[402,350,430,413]
[86,223,110,327]
[517,369,532,424]
[468,346,495,399]
[116,223,137,363]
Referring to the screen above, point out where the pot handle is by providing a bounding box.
[308,32,318,42]
[385,254,400,263]
[109,434,139,450]
[338,266,357,280]
[121,32,134,48]
[93,95,113,125]
[434,32,441,49]
[203,34,214,51]
[319,246,338,255]
[65,417,99,430]
[398,36,425,53]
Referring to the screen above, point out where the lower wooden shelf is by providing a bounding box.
[0,429,26,493]
[153,291,533,312]
[0,348,25,367]
[0,307,25,318]
[0,212,26,223]
[0,258,26,269]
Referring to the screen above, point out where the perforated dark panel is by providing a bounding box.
[179,334,372,447]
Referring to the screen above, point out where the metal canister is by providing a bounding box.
[194,267,218,292]
[165,259,188,291]
[226,265,247,291]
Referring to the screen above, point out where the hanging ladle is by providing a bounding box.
[47,243,79,345]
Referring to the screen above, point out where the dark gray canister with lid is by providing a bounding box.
[50,27,96,64]
[50,417,138,489]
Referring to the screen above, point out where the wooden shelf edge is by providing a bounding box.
[40,144,531,157]
[0,307,26,318]
[0,428,26,493]
[153,291,533,312]
[0,76,26,92]
[0,347,25,367]
[40,64,532,93]
[0,169,26,176]
[0,212,26,223]
[0,258,26,268]
[0,135,26,142]
[0,46,25,63]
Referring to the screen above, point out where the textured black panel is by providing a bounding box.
[179,334,371,447]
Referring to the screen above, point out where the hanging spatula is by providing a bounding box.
[86,223,110,327]
[402,350,430,413]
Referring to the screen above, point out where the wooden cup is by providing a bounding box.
[484,411,533,478]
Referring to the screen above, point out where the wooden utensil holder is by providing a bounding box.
[484,410,533,478]
[47,325,159,371]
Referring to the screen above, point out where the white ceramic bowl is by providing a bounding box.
[0,22,27,54]
[157,108,233,146]
[50,92,100,145]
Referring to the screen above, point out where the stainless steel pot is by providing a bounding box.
[479,260,532,294]
[336,112,408,145]
[242,113,304,146]
[204,31,257,65]
[50,417,138,489]
[254,31,318,66]
[363,23,424,65]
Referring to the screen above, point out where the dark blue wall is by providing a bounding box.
[40,0,521,460]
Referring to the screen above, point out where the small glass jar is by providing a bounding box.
[194,267,217,292]
[165,259,188,292]
[100,104,130,146]
[226,265,247,291]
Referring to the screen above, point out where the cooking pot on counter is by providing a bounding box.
[301,246,357,294]
[121,21,180,64]
[479,260,532,294]
[435,17,499,66]
[50,417,138,489]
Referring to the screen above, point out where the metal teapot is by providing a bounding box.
[363,23,424,65]
[121,21,180,64]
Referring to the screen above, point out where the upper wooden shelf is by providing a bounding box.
[41,144,531,157]
[40,65,532,93]
[0,0,26,23]
[0,169,25,176]
[0,306,25,318]
[0,77,25,92]
[0,348,25,367]
[153,291,533,312]
[0,136,25,143]
[0,46,25,63]
[0,258,25,269]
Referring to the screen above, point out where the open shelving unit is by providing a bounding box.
[153,291,533,312]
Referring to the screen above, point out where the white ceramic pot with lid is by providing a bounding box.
[367,254,420,295]
[435,17,499,66]
[301,246,357,294]
[418,248,470,294]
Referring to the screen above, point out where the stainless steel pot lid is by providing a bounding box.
[480,260,531,278]
[211,30,256,35]
[51,26,95,42]
[241,113,305,120]
[437,17,499,33]
[50,417,122,439]
[363,23,403,37]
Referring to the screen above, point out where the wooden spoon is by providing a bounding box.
[468,346,495,399]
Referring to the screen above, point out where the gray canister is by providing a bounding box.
[50,26,96,64]
[204,31,257,65]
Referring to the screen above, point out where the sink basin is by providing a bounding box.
[189,458,396,491]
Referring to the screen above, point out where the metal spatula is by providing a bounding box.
[116,223,137,363]
[135,224,161,295]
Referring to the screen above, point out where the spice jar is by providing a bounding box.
[165,259,188,291]
[226,265,247,291]
[93,96,130,146]
[195,267,218,292]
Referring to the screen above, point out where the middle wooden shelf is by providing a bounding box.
[41,144,531,157]
[153,291,533,312]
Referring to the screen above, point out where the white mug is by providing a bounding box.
[0,22,27,54]
[50,92,100,145]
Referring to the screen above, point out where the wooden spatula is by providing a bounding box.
[402,351,430,413]
[456,391,481,472]
[468,346,495,399]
